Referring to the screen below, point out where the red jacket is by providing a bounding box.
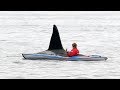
[67,48,79,57]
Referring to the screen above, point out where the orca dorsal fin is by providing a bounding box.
[48,25,64,50]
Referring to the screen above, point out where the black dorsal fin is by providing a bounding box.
[48,25,64,50]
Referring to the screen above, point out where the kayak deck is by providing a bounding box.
[22,54,108,61]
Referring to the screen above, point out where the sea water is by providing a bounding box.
[0,11,120,79]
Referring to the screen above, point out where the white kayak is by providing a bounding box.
[22,54,108,61]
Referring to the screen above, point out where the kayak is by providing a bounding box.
[22,25,108,61]
[22,54,108,61]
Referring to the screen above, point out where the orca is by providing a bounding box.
[38,25,67,56]
[48,25,64,50]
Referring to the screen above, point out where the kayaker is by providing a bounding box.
[66,43,79,57]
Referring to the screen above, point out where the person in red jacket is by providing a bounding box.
[66,43,79,57]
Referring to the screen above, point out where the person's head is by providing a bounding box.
[72,43,77,48]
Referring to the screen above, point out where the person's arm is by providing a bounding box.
[67,51,75,57]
